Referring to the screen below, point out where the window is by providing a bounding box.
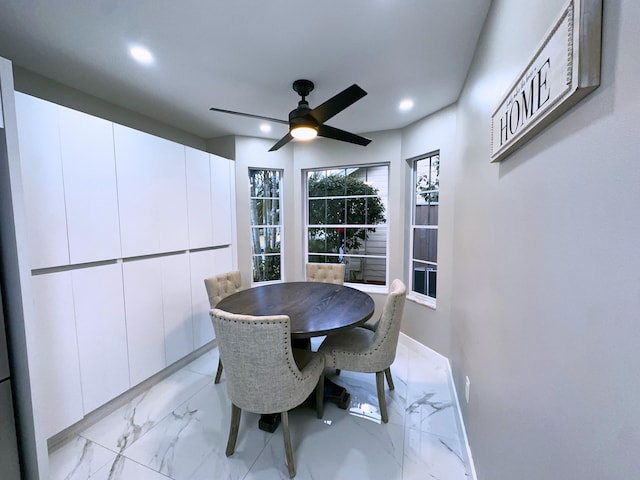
[305,165,388,285]
[410,152,439,300]
[249,169,282,283]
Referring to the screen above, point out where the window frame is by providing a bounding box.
[408,151,439,307]
[303,163,389,290]
[248,167,284,285]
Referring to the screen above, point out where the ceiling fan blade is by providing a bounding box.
[317,124,371,147]
[209,107,288,125]
[269,132,294,151]
[309,84,367,124]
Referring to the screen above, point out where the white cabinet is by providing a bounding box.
[161,253,194,365]
[58,106,121,264]
[15,94,238,428]
[186,147,214,248]
[114,124,189,257]
[72,263,129,413]
[190,247,234,349]
[211,154,233,246]
[29,272,83,438]
[122,258,166,386]
[14,93,69,269]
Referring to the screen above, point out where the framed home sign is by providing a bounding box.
[490,0,602,163]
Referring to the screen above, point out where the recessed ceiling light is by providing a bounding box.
[129,46,154,65]
[260,123,271,133]
[399,99,414,111]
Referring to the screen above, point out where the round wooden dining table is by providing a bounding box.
[215,281,375,431]
[215,281,375,338]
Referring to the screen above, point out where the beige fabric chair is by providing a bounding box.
[305,262,346,285]
[210,308,324,478]
[318,279,407,423]
[204,270,242,383]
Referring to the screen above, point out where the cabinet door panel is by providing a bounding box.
[161,253,194,364]
[59,106,121,264]
[190,247,234,349]
[73,263,129,413]
[189,250,217,349]
[14,93,69,268]
[186,147,213,248]
[122,258,166,386]
[211,154,233,246]
[115,125,188,257]
[30,272,83,437]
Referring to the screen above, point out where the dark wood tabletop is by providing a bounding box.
[215,281,375,339]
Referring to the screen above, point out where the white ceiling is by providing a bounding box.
[0,1,491,143]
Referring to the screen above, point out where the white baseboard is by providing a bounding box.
[398,333,477,480]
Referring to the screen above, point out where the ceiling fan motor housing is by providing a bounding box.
[289,103,317,129]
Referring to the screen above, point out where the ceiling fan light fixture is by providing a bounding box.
[290,125,318,140]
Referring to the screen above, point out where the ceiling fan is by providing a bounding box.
[209,79,372,151]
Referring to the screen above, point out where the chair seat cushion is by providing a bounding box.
[319,327,392,373]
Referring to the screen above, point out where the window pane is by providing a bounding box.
[414,155,440,226]
[308,254,336,264]
[413,228,437,263]
[251,227,281,254]
[325,170,347,196]
[412,261,437,297]
[325,198,346,224]
[308,227,344,254]
[250,199,280,225]
[308,198,326,224]
[307,171,326,197]
[344,256,386,285]
[346,197,366,224]
[414,203,438,226]
[253,255,281,283]
[250,169,281,197]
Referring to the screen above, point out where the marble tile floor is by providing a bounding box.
[49,336,473,479]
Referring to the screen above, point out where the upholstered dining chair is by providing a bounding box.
[210,308,325,478]
[305,262,346,285]
[318,278,407,423]
[204,270,242,384]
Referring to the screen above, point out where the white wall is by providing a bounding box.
[449,0,640,478]
[401,105,457,356]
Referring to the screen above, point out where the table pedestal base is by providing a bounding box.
[258,377,351,432]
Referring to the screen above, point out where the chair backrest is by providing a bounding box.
[210,308,316,414]
[370,278,407,369]
[204,270,242,308]
[305,262,346,285]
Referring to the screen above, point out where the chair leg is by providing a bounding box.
[384,367,395,391]
[226,403,241,456]
[215,359,224,384]
[281,411,296,478]
[316,371,324,419]
[376,371,388,423]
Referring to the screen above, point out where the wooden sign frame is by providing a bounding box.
[490,0,602,163]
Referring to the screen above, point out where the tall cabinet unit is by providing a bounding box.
[12,92,237,446]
